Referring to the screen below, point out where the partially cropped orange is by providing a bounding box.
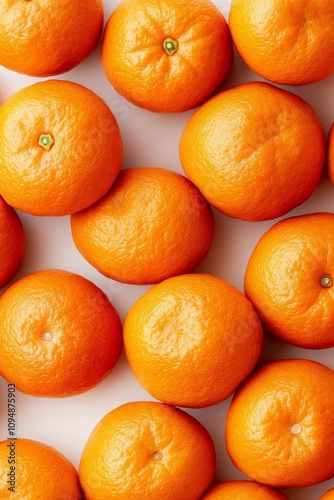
[0,438,81,499]
[320,488,334,499]
[0,80,123,216]
[225,358,334,488]
[179,81,325,222]
[123,273,263,408]
[0,0,103,76]
[71,167,214,285]
[0,196,25,289]
[101,0,233,112]
[201,480,287,499]
[0,269,122,397]
[79,401,216,500]
[229,0,334,85]
[245,212,334,349]
[327,122,334,187]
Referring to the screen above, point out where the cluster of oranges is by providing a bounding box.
[1,0,334,498]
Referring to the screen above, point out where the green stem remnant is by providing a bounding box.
[38,133,54,151]
[320,274,333,288]
[163,37,178,55]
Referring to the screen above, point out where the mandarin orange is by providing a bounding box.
[79,401,216,500]
[71,167,214,285]
[229,0,334,85]
[225,358,334,488]
[327,122,334,188]
[0,196,25,289]
[201,480,287,499]
[123,273,263,408]
[0,438,81,499]
[0,269,122,397]
[0,80,123,216]
[0,0,103,76]
[179,81,325,222]
[101,0,233,112]
[244,212,334,349]
[320,488,334,499]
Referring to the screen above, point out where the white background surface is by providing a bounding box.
[0,1,334,498]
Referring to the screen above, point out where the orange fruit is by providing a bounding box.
[0,0,103,77]
[0,79,123,216]
[0,438,81,498]
[0,196,25,289]
[229,0,334,86]
[225,358,334,488]
[79,401,216,500]
[123,273,263,408]
[327,122,334,186]
[0,269,122,397]
[244,212,334,349]
[201,480,287,499]
[71,167,214,285]
[179,81,325,222]
[320,488,334,500]
[101,0,233,113]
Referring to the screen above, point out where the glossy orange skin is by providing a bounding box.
[0,196,25,289]
[0,80,123,216]
[229,0,334,85]
[102,0,233,112]
[123,273,263,408]
[79,401,216,500]
[244,212,334,349]
[71,167,214,285]
[0,439,81,498]
[179,81,325,222]
[225,359,334,488]
[0,269,122,397]
[0,0,103,77]
[201,480,287,499]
